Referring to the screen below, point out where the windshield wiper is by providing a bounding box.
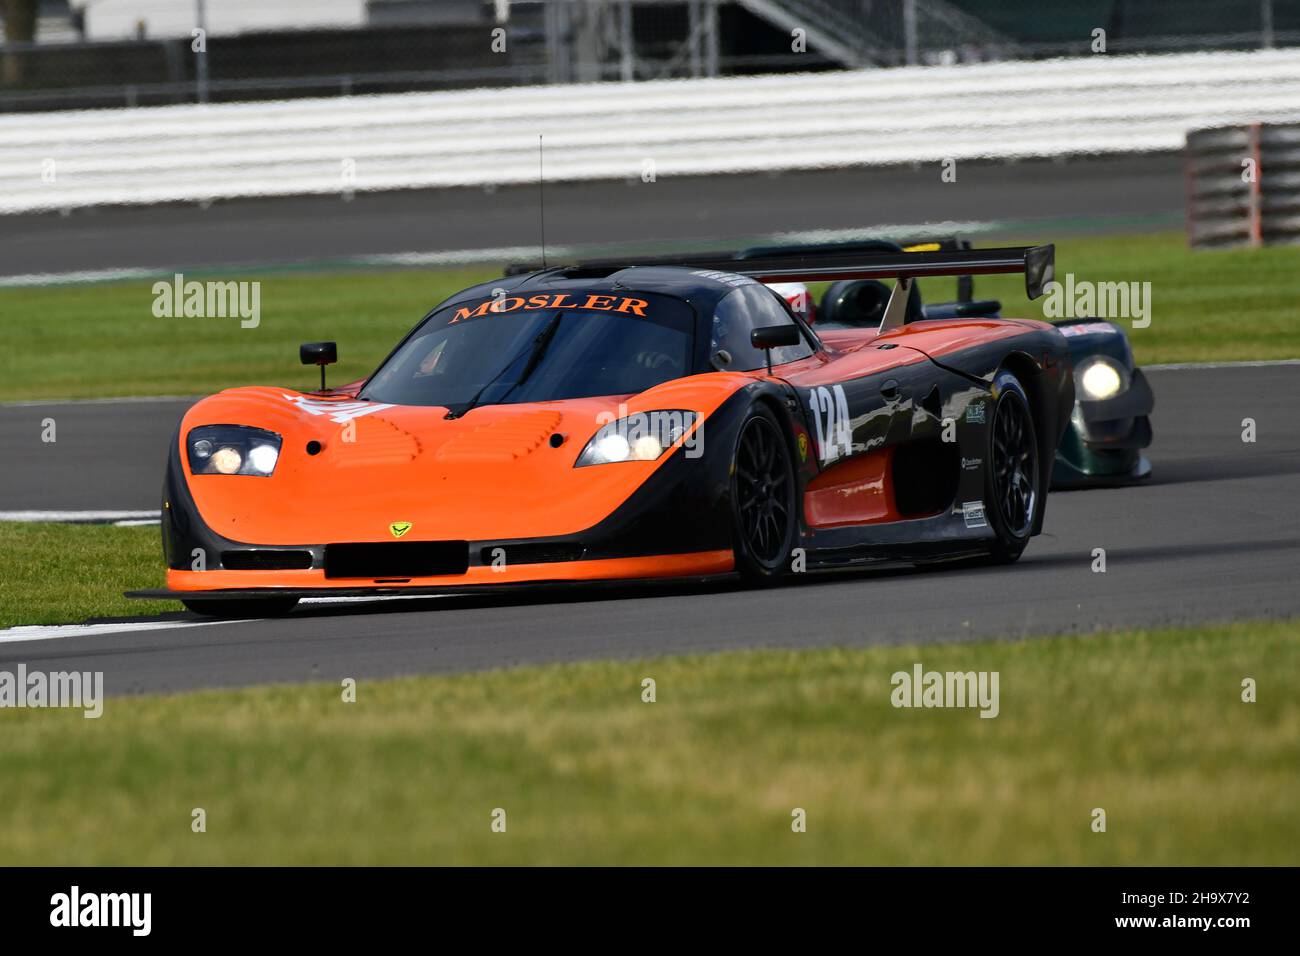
[445,312,564,419]
[494,312,564,405]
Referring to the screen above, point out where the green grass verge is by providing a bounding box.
[0,266,496,402]
[0,523,172,627]
[0,621,1294,865]
[2,232,1297,402]
[932,231,1300,365]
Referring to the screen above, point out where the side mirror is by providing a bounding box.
[300,341,337,366]
[750,325,801,350]
[300,341,337,391]
[750,324,801,374]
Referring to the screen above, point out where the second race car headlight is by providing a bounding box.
[575,410,698,466]
[1076,357,1126,401]
[187,425,283,477]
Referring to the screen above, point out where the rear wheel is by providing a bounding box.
[730,404,797,581]
[182,597,299,619]
[984,370,1041,564]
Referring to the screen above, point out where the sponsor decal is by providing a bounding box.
[809,384,852,465]
[689,269,756,288]
[961,500,987,529]
[965,402,986,425]
[389,521,412,538]
[1057,320,1121,338]
[449,293,649,323]
[282,394,393,424]
[961,456,982,471]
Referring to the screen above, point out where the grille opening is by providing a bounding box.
[221,549,313,571]
[893,439,960,518]
[325,541,468,579]
[479,542,585,566]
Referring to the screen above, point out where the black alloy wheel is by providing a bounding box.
[982,370,1042,564]
[732,406,797,579]
[992,384,1038,539]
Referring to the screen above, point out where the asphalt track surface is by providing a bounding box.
[0,154,1183,278]
[1,364,1297,695]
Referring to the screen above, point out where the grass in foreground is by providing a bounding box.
[0,621,1294,865]
[2,232,1297,402]
[0,523,172,627]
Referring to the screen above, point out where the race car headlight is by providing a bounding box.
[1076,357,1126,401]
[575,410,698,466]
[187,425,283,477]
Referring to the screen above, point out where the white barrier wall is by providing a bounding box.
[3,48,1300,215]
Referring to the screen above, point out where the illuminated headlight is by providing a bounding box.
[1077,358,1126,401]
[591,433,632,463]
[211,446,243,474]
[575,410,698,467]
[187,425,283,477]
[247,444,279,475]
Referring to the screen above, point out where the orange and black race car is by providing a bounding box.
[128,243,1074,618]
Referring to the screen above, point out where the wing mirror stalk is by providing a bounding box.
[750,325,802,374]
[300,341,338,391]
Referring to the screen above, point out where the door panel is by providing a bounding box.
[780,344,933,470]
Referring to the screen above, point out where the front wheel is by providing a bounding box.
[730,404,798,582]
[984,370,1042,564]
[182,597,299,619]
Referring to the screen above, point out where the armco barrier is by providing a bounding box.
[4,48,1300,215]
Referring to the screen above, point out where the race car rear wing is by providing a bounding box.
[509,242,1052,296]
[508,241,1053,333]
[741,236,982,301]
[705,246,1051,296]
[684,245,1054,333]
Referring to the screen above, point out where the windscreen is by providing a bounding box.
[359,291,696,412]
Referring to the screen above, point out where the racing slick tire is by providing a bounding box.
[983,369,1042,565]
[730,403,798,582]
[181,597,300,619]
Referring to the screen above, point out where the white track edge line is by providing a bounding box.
[0,619,250,644]
[1145,359,1300,370]
[0,510,161,523]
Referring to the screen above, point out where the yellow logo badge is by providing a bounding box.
[389,521,412,538]
[797,433,809,462]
